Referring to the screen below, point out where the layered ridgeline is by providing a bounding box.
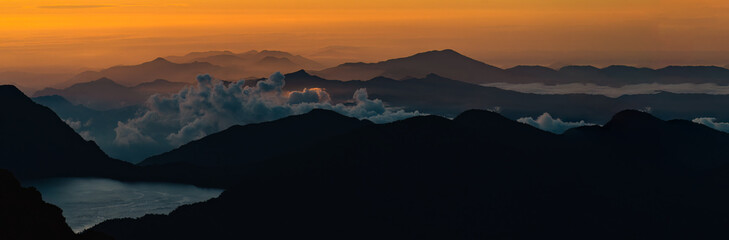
[0,169,109,240]
[92,109,729,239]
[30,71,729,166]
[61,50,323,88]
[0,85,137,180]
[281,70,729,122]
[314,49,729,86]
[34,78,187,110]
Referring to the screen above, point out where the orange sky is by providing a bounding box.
[2,0,729,70]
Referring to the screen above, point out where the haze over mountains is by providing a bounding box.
[34,78,188,110]
[165,50,324,70]
[9,49,729,96]
[315,49,729,87]
[56,50,323,88]
[31,69,729,163]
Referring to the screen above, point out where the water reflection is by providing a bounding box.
[24,178,223,232]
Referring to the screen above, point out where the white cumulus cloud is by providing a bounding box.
[692,117,729,133]
[517,113,595,134]
[114,72,421,147]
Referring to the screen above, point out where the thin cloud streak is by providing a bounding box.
[482,82,729,98]
[37,4,188,9]
[38,5,116,9]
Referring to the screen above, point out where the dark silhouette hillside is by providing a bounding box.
[140,109,372,167]
[0,85,138,180]
[0,169,111,240]
[91,109,729,239]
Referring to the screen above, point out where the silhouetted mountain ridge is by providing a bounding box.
[90,108,729,239]
[0,169,111,240]
[280,71,729,122]
[315,50,729,86]
[139,109,373,167]
[34,77,187,110]
[0,85,138,180]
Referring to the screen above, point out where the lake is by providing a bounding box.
[23,177,224,233]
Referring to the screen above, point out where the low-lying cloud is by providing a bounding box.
[482,82,729,97]
[114,72,421,147]
[692,117,729,133]
[517,113,595,134]
[64,118,95,141]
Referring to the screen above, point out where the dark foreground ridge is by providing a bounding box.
[0,85,137,180]
[91,108,729,239]
[0,169,110,240]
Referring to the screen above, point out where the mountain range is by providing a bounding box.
[281,70,729,122]
[29,70,729,164]
[314,49,729,86]
[35,49,729,93]
[7,82,729,238]
[34,78,187,110]
[166,50,324,70]
[62,58,238,87]
[89,108,729,239]
[56,50,323,88]
[0,71,76,94]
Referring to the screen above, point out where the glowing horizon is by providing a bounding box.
[3,0,729,69]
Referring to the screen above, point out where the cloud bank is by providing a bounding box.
[692,117,729,133]
[482,82,729,98]
[114,72,421,147]
[517,113,595,134]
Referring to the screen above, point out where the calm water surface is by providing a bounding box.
[24,178,223,233]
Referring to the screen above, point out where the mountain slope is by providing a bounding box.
[0,169,76,239]
[91,109,729,239]
[140,109,373,167]
[0,169,111,240]
[0,85,137,180]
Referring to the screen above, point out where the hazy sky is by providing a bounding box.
[3,0,729,69]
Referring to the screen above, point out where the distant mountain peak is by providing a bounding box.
[92,77,116,83]
[604,109,663,129]
[409,49,467,59]
[286,69,311,78]
[152,79,171,83]
[453,109,516,127]
[559,65,601,71]
[152,57,170,62]
[424,73,446,79]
